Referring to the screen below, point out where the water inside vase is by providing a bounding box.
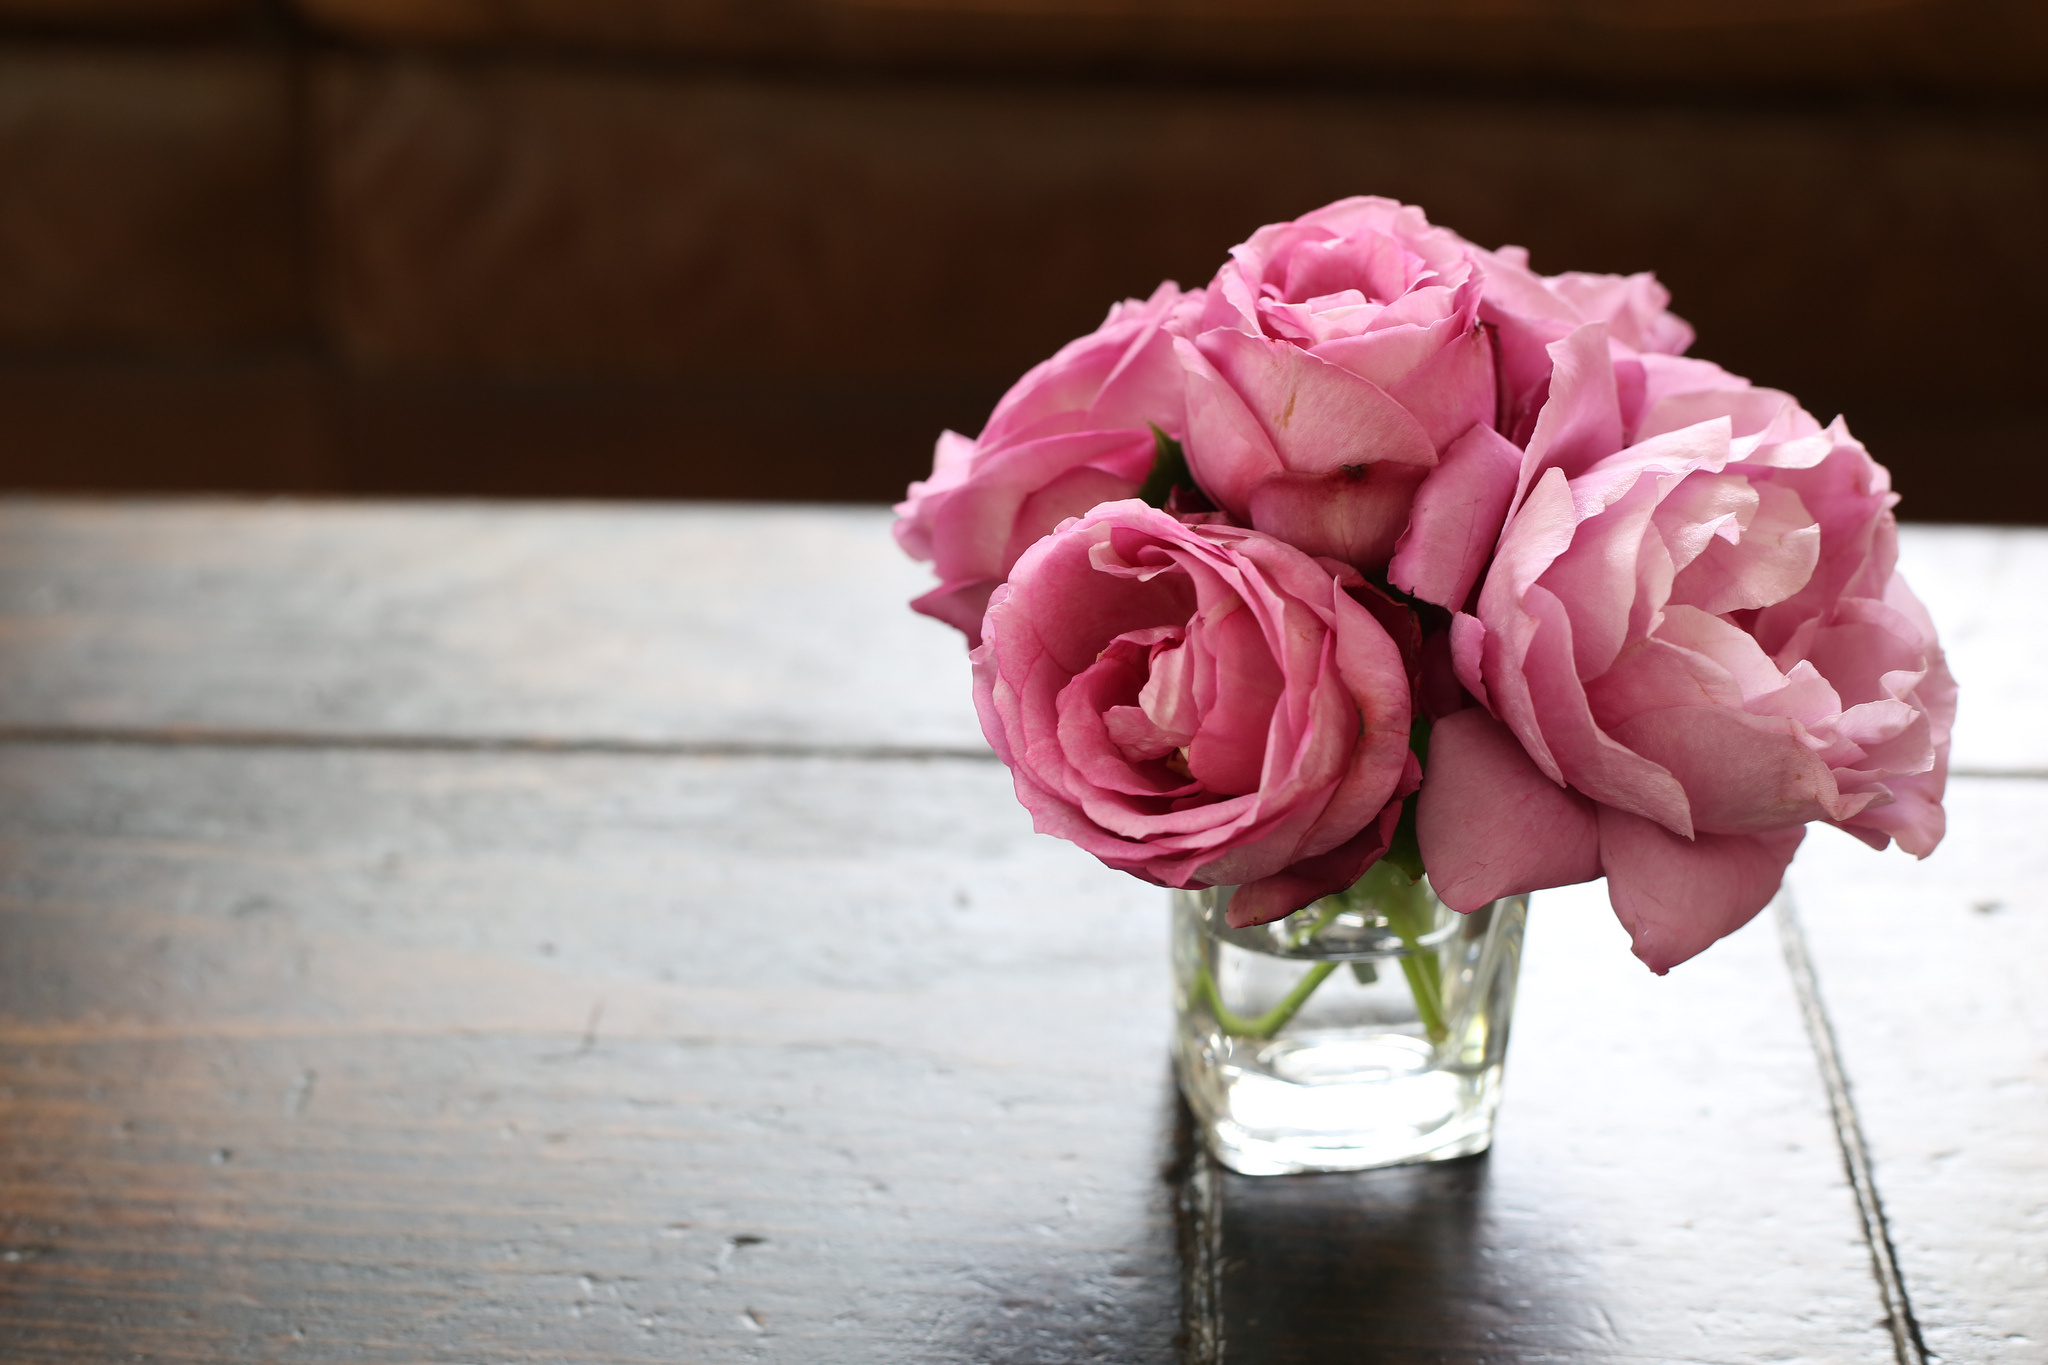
[1172,882,1526,1175]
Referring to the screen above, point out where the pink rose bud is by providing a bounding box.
[972,500,1420,926]
[894,282,1204,647]
[1175,197,1497,574]
[1418,357,1954,974]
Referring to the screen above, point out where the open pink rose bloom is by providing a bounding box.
[972,501,1419,929]
[893,283,1203,647]
[897,195,1953,973]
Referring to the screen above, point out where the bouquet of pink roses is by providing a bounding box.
[895,196,1954,978]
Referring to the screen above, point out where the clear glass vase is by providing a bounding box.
[1172,864,1528,1175]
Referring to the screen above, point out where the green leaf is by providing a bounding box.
[1136,426,1192,510]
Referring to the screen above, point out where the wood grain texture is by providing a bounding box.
[0,744,1903,1361]
[0,502,2038,772]
[1787,779,2048,1365]
[0,746,1181,1363]
[0,501,2035,1360]
[1893,525,2048,774]
[1194,878,1898,1364]
[0,499,984,751]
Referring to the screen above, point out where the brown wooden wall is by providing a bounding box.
[0,0,2043,521]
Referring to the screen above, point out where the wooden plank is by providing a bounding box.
[0,745,1176,1363]
[0,499,985,751]
[0,743,1898,1359]
[1786,777,2048,1365]
[1894,524,2048,774]
[0,502,2038,769]
[1192,876,1898,1364]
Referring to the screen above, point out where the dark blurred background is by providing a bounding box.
[0,0,2042,522]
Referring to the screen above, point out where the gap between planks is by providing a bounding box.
[0,719,1944,1362]
[1173,910,1936,1365]
[1775,896,1930,1365]
[0,723,996,763]
[0,726,2037,782]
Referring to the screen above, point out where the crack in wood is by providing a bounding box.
[1775,893,1930,1365]
[1170,1094,1223,1365]
[0,724,997,763]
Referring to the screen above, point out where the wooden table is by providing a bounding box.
[0,500,2040,1364]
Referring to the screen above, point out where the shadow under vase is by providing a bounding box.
[1177,883,1907,1364]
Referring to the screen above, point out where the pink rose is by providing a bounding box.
[1385,326,1722,617]
[1376,252,1697,616]
[1174,197,1497,572]
[894,282,1203,646]
[1416,366,1954,973]
[973,500,1419,926]
[1469,245,1696,446]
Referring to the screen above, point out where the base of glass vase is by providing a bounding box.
[1171,879,1527,1176]
[1175,1037,1504,1174]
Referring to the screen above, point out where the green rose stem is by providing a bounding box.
[1382,891,1450,1045]
[1194,959,1341,1040]
[1194,861,1450,1044]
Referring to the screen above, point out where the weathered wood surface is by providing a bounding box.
[0,498,2041,1361]
[0,499,981,751]
[0,747,1180,1363]
[1892,525,2048,775]
[0,746,1896,1361]
[1198,877,1897,1364]
[1787,782,2048,1365]
[0,500,2039,768]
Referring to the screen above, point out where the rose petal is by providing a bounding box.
[1389,423,1522,610]
[1586,635,1747,732]
[1544,270,1694,355]
[1450,611,1491,714]
[1598,811,1803,973]
[1227,776,1414,928]
[1607,705,1861,834]
[1415,708,1602,913]
[1384,312,1495,450]
[999,453,1158,569]
[1518,585,1695,836]
[1183,593,1287,796]
[1667,481,1820,616]
[1243,464,1431,571]
[1196,328,1439,476]
[1517,323,1625,500]
[910,578,1001,649]
[1176,335,1283,518]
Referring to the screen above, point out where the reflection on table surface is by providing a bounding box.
[0,501,2039,1363]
